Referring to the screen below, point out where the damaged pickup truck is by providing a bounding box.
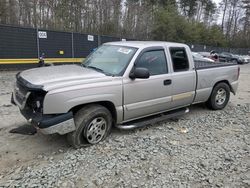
[11,41,240,148]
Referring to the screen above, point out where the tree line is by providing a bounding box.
[0,0,249,48]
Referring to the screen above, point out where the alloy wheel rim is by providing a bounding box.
[215,88,226,105]
[86,117,107,144]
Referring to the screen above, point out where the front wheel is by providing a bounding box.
[206,83,230,110]
[67,104,112,148]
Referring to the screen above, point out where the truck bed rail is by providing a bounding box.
[195,60,237,70]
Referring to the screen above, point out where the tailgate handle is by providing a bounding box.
[163,79,172,85]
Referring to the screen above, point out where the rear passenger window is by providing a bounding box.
[136,50,168,75]
[170,47,189,72]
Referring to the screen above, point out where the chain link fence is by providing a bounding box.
[0,24,249,60]
[188,43,250,55]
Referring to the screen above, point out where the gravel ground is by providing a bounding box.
[0,64,249,187]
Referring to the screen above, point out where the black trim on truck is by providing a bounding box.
[20,109,73,129]
[37,112,73,129]
[195,61,237,70]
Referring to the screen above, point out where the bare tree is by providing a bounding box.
[0,0,249,48]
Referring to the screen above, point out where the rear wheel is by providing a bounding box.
[206,82,230,110]
[67,104,112,148]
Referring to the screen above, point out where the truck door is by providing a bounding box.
[169,47,196,108]
[123,47,172,121]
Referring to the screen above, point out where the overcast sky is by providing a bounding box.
[213,0,222,23]
[213,0,221,5]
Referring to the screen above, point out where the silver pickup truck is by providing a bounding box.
[11,41,239,148]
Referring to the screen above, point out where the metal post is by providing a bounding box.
[71,32,74,58]
[98,35,101,46]
[36,28,40,58]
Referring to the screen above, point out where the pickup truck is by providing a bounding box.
[11,41,240,148]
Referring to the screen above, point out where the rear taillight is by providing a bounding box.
[237,66,240,80]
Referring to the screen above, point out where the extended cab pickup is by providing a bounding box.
[12,41,239,148]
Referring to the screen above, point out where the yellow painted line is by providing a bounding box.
[172,92,194,101]
[0,58,84,64]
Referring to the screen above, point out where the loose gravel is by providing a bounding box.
[0,103,249,188]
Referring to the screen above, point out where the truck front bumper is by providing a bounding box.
[27,111,75,135]
[38,117,75,135]
[12,91,75,135]
[20,107,75,135]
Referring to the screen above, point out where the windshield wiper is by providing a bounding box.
[87,65,104,72]
[85,65,113,76]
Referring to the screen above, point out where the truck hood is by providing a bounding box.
[19,65,107,91]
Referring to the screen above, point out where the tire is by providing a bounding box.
[206,82,230,110]
[67,104,112,148]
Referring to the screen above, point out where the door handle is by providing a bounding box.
[163,79,172,85]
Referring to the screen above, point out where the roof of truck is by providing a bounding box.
[105,41,189,49]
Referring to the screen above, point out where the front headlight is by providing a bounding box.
[26,90,47,113]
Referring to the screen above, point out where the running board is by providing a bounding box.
[116,107,189,130]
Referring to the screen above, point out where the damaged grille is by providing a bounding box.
[16,81,28,95]
[14,74,45,111]
[26,91,46,114]
[14,81,30,107]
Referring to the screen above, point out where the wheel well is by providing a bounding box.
[213,80,234,94]
[70,101,117,124]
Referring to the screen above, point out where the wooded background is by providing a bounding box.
[0,0,249,49]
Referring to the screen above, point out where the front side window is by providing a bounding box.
[83,45,137,76]
[136,50,168,76]
[170,47,189,72]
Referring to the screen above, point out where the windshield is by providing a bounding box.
[82,45,137,76]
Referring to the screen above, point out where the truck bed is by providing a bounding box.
[193,60,239,104]
[195,60,237,70]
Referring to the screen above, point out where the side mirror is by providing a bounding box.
[129,67,150,79]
